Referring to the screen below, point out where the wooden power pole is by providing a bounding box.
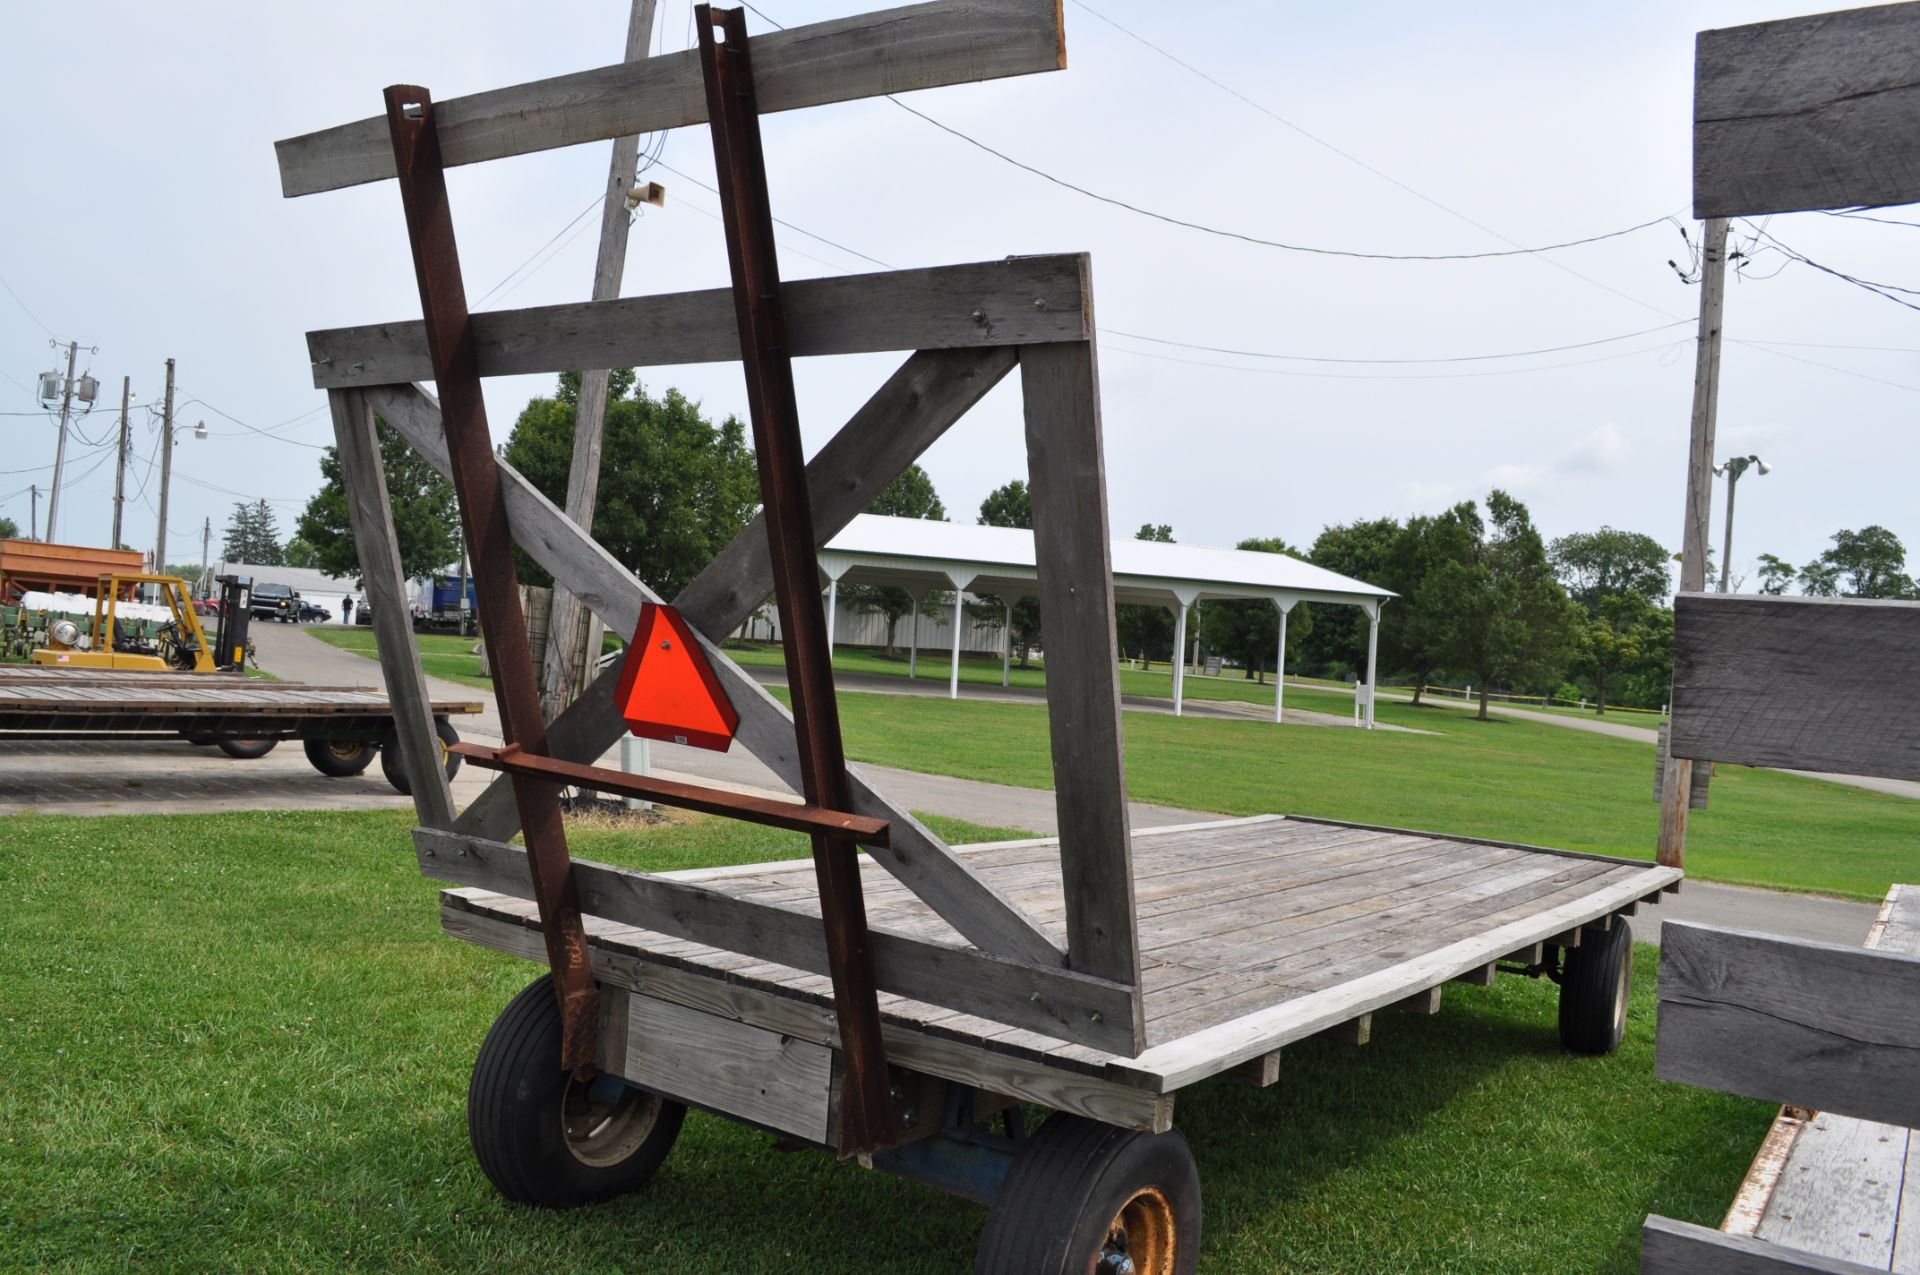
[539,0,659,722]
[1658,216,1728,870]
[110,375,131,550]
[154,357,177,572]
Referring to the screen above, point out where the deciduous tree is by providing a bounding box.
[1549,526,1670,607]
[297,417,461,586]
[1800,525,1916,598]
[1196,537,1312,682]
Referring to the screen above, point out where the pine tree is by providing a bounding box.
[221,499,284,566]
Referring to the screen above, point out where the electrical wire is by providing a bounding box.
[1738,221,1920,314]
[1102,318,1695,365]
[471,192,605,310]
[1099,334,1690,381]
[170,395,329,450]
[651,160,894,268]
[0,271,56,339]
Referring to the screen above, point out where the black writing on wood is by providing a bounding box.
[1669,593,1920,781]
[1695,2,1920,218]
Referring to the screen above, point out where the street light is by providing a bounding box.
[1710,454,1771,592]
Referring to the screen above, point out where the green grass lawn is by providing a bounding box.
[309,626,495,691]
[818,689,1917,902]
[0,808,1767,1273]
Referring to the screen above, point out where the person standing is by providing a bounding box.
[342,595,355,626]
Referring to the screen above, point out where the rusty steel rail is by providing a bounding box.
[448,742,891,843]
[696,4,894,1156]
[382,85,600,1074]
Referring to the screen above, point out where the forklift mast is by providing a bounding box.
[212,575,253,673]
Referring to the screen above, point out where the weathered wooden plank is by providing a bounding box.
[326,388,454,829]
[368,373,1061,968]
[1725,1108,1809,1237]
[1656,922,1920,1129]
[1396,986,1444,1015]
[600,985,835,1142]
[1229,1050,1282,1088]
[1642,1215,1888,1274]
[1755,1113,1907,1268]
[442,894,1173,1131]
[1453,963,1498,988]
[1670,593,1920,780]
[1020,337,1140,1015]
[1695,3,1920,218]
[308,257,1087,389]
[1318,1015,1372,1046]
[417,828,1136,1054]
[277,0,1066,196]
[1896,1134,1920,1273]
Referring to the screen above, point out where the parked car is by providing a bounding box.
[297,600,331,623]
[249,582,298,623]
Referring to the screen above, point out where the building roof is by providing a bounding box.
[218,561,357,596]
[818,515,1392,611]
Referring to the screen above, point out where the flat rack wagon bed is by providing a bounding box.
[442,814,1679,1131]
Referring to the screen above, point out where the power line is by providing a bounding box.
[1099,334,1689,381]
[472,191,605,310]
[0,271,56,339]
[1738,221,1920,314]
[171,394,329,450]
[651,160,894,268]
[1102,318,1694,365]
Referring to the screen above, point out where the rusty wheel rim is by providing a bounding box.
[561,1076,661,1168]
[327,741,365,761]
[1098,1185,1178,1275]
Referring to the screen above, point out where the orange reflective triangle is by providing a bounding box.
[613,602,739,752]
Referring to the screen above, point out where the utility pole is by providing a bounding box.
[155,357,176,572]
[29,485,37,540]
[199,516,212,596]
[110,375,131,549]
[45,340,78,542]
[1658,216,1728,871]
[539,0,658,723]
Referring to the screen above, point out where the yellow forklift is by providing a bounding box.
[32,573,254,672]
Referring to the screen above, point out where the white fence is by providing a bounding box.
[742,592,1010,656]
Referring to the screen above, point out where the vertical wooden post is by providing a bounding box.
[539,0,660,723]
[1020,338,1143,1031]
[1660,216,1728,871]
[326,387,455,830]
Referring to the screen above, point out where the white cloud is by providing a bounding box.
[1562,421,1629,472]
[1403,481,1457,506]
[1485,462,1545,488]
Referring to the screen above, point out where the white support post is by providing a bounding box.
[907,596,919,679]
[946,571,975,701]
[1364,605,1381,730]
[619,733,652,811]
[1171,602,1189,717]
[1002,600,1012,687]
[825,575,839,654]
[1274,601,1289,725]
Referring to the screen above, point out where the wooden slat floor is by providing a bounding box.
[445,815,1679,1092]
[0,679,481,715]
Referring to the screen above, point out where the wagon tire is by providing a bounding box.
[182,729,219,746]
[469,975,684,1208]
[976,1113,1200,1275]
[380,718,461,795]
[216,737,278,759]
[304,737,377,777]
[1558,917,1632,1055]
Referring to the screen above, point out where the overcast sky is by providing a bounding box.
[3,1,1914,586]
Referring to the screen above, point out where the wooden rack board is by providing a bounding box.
[438,815,1677,1128]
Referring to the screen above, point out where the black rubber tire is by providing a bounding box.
[182,729,219,746]
[216,737,279,760]
[975,1113,1201,1275]
[380,718,462,795]
[468,976,685,1208]
[304,737,377,777]
[1558,917,1633,1055]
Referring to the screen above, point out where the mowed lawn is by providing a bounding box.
[0,809,1768,1273]
[309,626,493,691]
[821,689,1917,902]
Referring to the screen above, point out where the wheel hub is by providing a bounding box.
[1098,1186,1177,1275]
[561,1074,662,1168]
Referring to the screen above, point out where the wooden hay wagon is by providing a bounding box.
[276,4,1677,1268]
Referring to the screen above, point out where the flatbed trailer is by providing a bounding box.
[0,666,482,790]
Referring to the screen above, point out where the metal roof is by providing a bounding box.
[819,515,1392,610]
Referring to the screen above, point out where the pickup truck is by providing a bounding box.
[249,582,299,623]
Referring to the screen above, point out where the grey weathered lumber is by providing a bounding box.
[1640,1215,1886,1274]
[1695,3,1920,218]
[366,367,1058,967]
[1319,1015,1372,1046]
[1655,724,1712,808]
[1656,922,1920,1129]
[416,827,1138,1055]
[1669,593,1920,781]
[1756,1113,1907,1268]
[1020,338,1141,1011]
[1230,1050,1282,1087]
[307,257,1087,389]
[600,984,834,1143]
[326,388,454,829]
[442,893,1173,1131]
[276,0,1066,197]
[1396,986,1443,1015]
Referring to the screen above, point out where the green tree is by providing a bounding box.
[0,516,17,540]
[297,417,462,586]
[976,479,1041,665]
[841,464,946,653]
[1800,525,1916,598]
[1116,523,1177,664]
[1755,552,1796,595]
[1303,516,1400,676]
[502,375,759,601]
[1384,503,1481,706]
[1430,490,1581,721]
[222,499,284,566]
[1197,537,1312,683]
[1548,526,1670,608]
[281,535,321,570]
[1567,591,1666,715]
